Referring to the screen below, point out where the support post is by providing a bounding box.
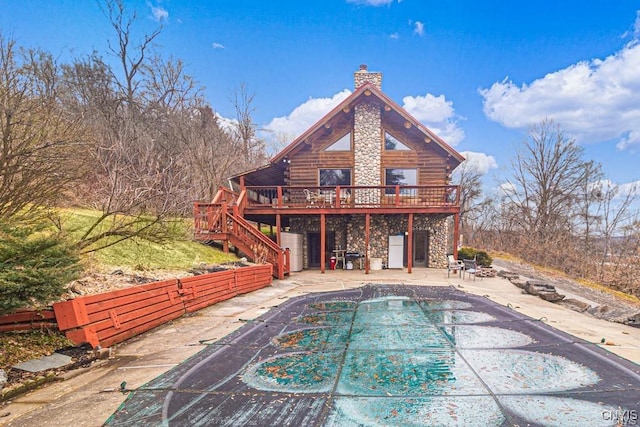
[408,213,414,274]
[453,212,460,259]
[365,213,370,274]
[277,249,284,280]
[321,214,326,273]
[276,214,282,248]
[285,248,290,276]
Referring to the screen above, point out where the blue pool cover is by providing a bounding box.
[106,284,640,426]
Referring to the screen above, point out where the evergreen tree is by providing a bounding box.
[0,221,82,314]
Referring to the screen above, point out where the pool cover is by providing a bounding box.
[106,284,640,426]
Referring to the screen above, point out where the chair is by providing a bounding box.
[462,258,482,281]
[304,189,320,206]
[340,189,352,205]
[334,248,346,269]
[447,254,464,278]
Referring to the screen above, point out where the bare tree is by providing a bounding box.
[231,84,268,168]
[589,181,639,284]
[0,34,85,221]
[173,106,243,201]
[61,0,197,252]
[450,159,494,247]
[500,119,600,267]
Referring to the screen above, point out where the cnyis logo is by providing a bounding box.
[602,408,638,425]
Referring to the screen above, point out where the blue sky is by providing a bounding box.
[2,0,639,191]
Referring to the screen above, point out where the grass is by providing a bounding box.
[57,208,239,273]
[1,209,240,381]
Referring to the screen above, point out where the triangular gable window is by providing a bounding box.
[324,132,351,151]
[384,131,412,151]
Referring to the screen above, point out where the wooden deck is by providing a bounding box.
[241,185,460,214]
[193,185,461,278]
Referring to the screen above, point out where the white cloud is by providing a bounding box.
[402,93,465,145]
[619,180,640,197]
[497,181,517,197]
[480,41,640,151]
[148,3,168,22]
[390,33,399,40]
[458,151,498,175]
[215,112,238,133]
[346,0,396,6]
[413,21,425,36]
[617,130,640,151]
[264,89,464,147]
[634,10,640,38]
[212,42,225,49]
[594,178,640,198]
[265,90,352,140]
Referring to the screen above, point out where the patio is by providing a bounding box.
[4,268,639,426]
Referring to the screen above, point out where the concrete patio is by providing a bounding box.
[2,267,639,426]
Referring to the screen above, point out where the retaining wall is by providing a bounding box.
[0,265,273,349]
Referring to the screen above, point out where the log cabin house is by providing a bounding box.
[194,65,464,279]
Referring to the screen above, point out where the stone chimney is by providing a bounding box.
[353,65,382,188]
[354,64,382,90]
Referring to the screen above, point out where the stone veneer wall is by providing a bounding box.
[289,216,348,269]
[288,214,449,269]
[353,101,381,189]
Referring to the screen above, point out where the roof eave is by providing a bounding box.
[270,81,465,165]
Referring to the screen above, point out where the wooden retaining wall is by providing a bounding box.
[0,265,272,349]
[0,309,57,333]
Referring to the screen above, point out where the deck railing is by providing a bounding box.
[193,189,289,279]
[244,185,460,209]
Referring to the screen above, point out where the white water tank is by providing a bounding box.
[281,232,303,272]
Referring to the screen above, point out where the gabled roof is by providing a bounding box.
[271,81,465,164]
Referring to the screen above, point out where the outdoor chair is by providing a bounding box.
[303,189,320,206]
[340,189,352,205]
[462,258,482,281]
[447,254,464,278]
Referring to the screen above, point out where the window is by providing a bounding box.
[384,131,411,151]
[385,169,417,194]
[319,169,352,186]
[324,132,351,151]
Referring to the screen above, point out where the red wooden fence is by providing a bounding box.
[0,265,272,349]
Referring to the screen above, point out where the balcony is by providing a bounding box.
[242,185,460,214]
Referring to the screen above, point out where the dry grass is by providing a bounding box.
[0,330,74,374]
[490,251,640,306]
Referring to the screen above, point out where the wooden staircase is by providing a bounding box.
[194,188,289,279]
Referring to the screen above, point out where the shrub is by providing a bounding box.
[457,247,493,267]
[0,221,82,314]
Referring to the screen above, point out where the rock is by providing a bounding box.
[498,270,520,280]
[477,268,497,278]
[510,279,527,289]
[588,305,610,316]
[69,284,86,296]
[539,292,565,302]
[0,369,6,388]
[557,298,591,313]
[524,281,556,296]
[624,312,640,327]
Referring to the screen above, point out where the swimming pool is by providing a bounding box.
[106,284,640,426]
